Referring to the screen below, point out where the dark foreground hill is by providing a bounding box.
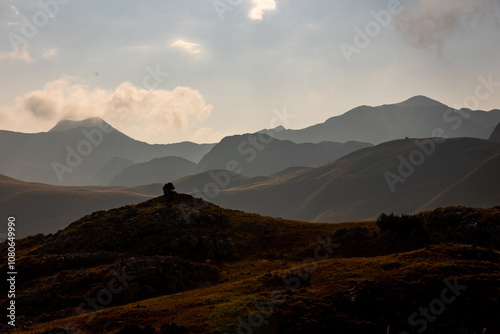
[1,193,499,333]
[176,137,500,222]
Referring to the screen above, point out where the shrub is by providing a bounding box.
[376,212,423,232]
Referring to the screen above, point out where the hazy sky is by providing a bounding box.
[0,0,499,143]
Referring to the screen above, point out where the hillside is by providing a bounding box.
[271,96,500,144]
[0,118,215,186]
[90,157,135,185]
[0,174,158,237]
[197,134,371,176]
[1,193,499,333]
[175,137,500,222]
[490,123,500,141]
[109,157,198,186]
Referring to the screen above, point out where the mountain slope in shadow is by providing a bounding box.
[90,157,135,185]
[0,174,158,237]
[176,137,500,222]
[490,123,500,141]
[109,156,197,186]
[197,133,371,176]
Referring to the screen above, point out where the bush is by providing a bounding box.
[376,212,423,232]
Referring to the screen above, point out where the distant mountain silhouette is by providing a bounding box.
[271,96,500,144]
[0,118,214,186]
[197,133,371,176]
[176,137,500,222]
[90,157,134,185]
[49,117,112,132]
[490,123,500,141]
[110,156,197,186]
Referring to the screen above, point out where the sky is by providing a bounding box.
[0,0,499,144]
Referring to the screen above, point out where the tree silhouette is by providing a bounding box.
[163,182,176,205]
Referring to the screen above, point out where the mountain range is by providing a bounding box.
[270,96,500,144]
[196,134,371,176]
[1,95,500,237]
[4,135,500,237]
[1,96,499,188]
[176,137,500,222]
[0,118,214,186]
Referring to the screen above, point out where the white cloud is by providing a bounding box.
[249,0,277,20]
[43,48,57,59]
[0,45,33,63]
[170,40,202,54]
[2,77,214,144]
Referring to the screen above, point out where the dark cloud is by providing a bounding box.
[394,0,499,55]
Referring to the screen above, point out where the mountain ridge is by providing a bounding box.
[176,137,500,222]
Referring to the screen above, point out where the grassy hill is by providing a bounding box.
[1,193,499,333]
[0,174,158,237]
[175,137,500,222]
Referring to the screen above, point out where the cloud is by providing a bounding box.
[170,40,202,54]
[249,0,277,20]
[0,45,33,63]
[2,77,213,144]
[43,48,57,59]
[394,0,499,55]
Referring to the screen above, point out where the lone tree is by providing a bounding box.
[163,182,176,205]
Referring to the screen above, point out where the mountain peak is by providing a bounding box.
[397,96,445,108]
[49,117,112,132]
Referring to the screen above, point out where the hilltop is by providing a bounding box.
[1,193,499,333]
